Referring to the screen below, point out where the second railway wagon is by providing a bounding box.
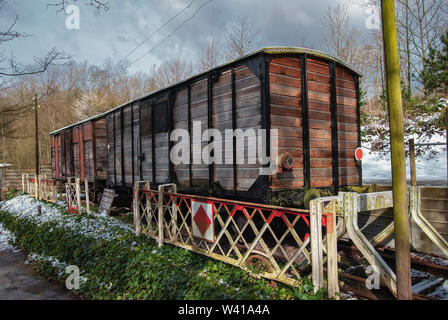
[50,47,362,207]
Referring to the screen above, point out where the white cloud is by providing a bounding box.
[2,0,368,73]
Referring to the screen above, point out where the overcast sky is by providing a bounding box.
[1,0,372,74]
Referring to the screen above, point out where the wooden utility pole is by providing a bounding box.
[409,139,416,186]
[34,94,41,210]
[446,110,447,185]
[34,94,39,176]
[381,0,412,300]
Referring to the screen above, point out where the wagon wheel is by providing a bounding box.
[246,254,277,288]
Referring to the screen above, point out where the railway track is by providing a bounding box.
[119,202,447,300]
[337,239,448,300]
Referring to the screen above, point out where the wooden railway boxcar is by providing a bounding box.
[50,47,362,205]
[50,115,107,183]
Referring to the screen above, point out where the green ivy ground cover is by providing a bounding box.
[0,194,324,300]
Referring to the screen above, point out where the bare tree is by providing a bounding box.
[351,0,448,92]
[322,3,362,65]
[225,16,262,61]
[290,28,313,48]
[152,58,194,88]
[0,57,156,167]
[0,13,69,91]
[196,37,221,73]
[400,0,448,81]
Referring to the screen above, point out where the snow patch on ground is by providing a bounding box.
[428,280,448,300]
[0,195,133,241]
[0,222,17,252]
[411,252,448,267]
[411,269,431,279]
[26,253,88,285]
[0,195,130,292]
[412,277,444,294]
[362,136,447,185]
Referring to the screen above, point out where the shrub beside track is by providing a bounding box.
[0,194,322,300]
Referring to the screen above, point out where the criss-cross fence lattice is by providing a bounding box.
[38,176,57,203]
[22,174,57,203]
[133,181,338,297]
[65,177,90,214]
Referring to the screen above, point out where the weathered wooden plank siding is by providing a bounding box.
[95,118,107,179]
[106,103,142,187]
[82,123,94,181]
[72,127,80,177]
[269,57,304,190]
[336,66,359,186]
[173,88,190,187]
[51,119,106,182]
[153,100,170,184]
[51,136,56,178]
[106,114,115,186]
[234,65,261,191]
[3,165,51,191]
[132,104,140,182]
[154,132,169,183]
[57,135,62,179]
[123,106,133,185]
[412,187,448,256]
[140,100,153,182]
[212,69,234,190]
[114,112,122,185]
[307,57,332,188]
[51,51,362,199]
[61,131,70,177]
[78,125,85,178]
[190,78,209,188]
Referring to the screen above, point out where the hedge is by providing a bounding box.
[0,195,324,300]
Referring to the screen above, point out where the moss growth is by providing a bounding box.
[303,189,321,210]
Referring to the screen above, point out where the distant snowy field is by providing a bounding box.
[362,138,447,185]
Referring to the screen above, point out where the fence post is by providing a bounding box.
[75,178,81,214]
[171,184,178,241]
[38,175,41,200]
[326,200,339,299]
[65,178,70,209]
[133,181,141,236]
[22,174,25,193]
[84,179,90,214]
[157,185,164,247]
[309,199,323,292]
[409,139,416,186]
[34,174,38,199]
[52,180,57,203]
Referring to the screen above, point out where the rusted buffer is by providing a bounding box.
[49,47,362,207]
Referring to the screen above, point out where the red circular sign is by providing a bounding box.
[354,147,363,161]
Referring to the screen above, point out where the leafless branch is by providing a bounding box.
[87,0,109,11]
[0,15,30,44]
[0,48,71,77]
[225,16,262,60]
[47,0,109,14]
